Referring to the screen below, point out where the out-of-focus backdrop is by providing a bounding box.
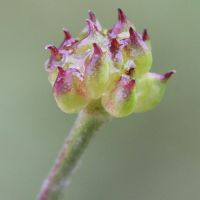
[1,0,200,200]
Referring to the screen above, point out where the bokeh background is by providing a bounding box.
[1,0,200,199]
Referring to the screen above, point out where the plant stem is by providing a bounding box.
[37,99,112,200]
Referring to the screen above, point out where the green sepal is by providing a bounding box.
[133,71,175,112]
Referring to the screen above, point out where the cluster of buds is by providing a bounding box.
[45,8,175,117]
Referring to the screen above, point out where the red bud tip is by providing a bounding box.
[142,28,149,41]
[63,28,72,40]
[129,27,143,46]
[109,38,121,54]
[57,67,81,79]
[164,70,176,80]
[45,44,59,55]
[93,43,103,55]
[88,10,96,23]
[86,19,98,32]
[111,38,121,49]
[55,67,65,87]
[129,27,139,40]
[57,66,65,75]
[107,8,133,38]
[117,8,128,23]
[59,28,77,50]
[128,78,136,88]
[109,39,124,68]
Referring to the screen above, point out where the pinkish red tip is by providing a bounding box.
[111,38,120,48]
[129,27,143,46]
[63,28,72,40]
[142,28,149,41]
[117,8,128,23]
[57,67,81,78]
[57,67,65,76]
[128,78,136,88]
[107,8,132,38]
[109,38,121,53]
[119,27,147,48]
[45,44,59,55]
[88,10,96,23]
[129,27,139,40]
[164,70,176,80]
[109,38,124,67]
[86,19,98,32]
[93,43,103,56]
[59,28,77,50]
[54,67,65,88]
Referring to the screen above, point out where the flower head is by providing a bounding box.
[45,9,175,116]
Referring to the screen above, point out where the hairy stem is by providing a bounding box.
[37,99,112,200]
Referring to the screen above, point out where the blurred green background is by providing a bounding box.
[1,0,200,199]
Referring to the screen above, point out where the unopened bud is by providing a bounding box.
[84,43,110,99]
[133,70,176,112]
[74,20,106,54]
[108,8,136,39]
[102,77,137,117]
[120,27,152,79]
[53,67,91,113]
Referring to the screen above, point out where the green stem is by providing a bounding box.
[37,99,112,200]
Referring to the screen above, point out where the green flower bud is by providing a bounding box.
[78,10,102,40]
[120,27,152,79]
[53,67,91,113]
[102,76,137,117]
[74,20,106,55]
[133,70,176,112]
[107,8,136,39]
[84,43,110,99]
[45,9,175,116]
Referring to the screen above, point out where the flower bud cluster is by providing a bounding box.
[45,8,175,117]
